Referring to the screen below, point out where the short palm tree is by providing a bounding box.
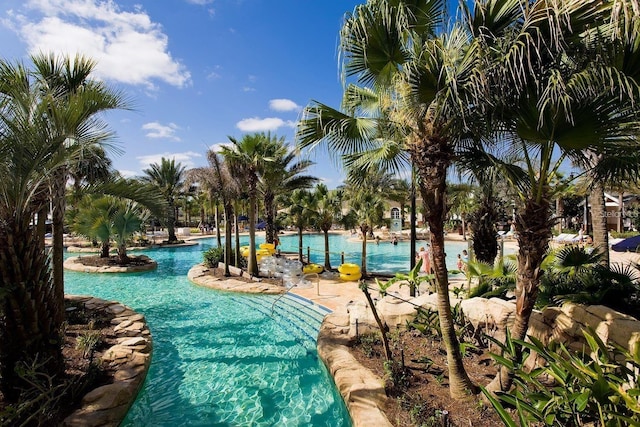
[142,157,187,243]
[289,189,316,261]
[349,190,386,276]
[310,184,343,270]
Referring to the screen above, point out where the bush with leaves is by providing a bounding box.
[537,246,640,317]
[203,246,225,267]
[483,329,640,426]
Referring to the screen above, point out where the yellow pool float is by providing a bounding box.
[338,263,362,281]
[259,242,276,255]
[255,248,271,261]
[303,263,323,274]
[240,246,250,257]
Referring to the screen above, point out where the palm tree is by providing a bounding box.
[448,183,475,241]
[310,184,343,270]
[464,0,640,392]
[31,52,129,322]
[0,54,128,399]
[187,150,240,276]
[289,189,316,261]
[297,0,482,397]
[142,157,186,243]
[72,195,116,258]
[349,190,386,276]
[258,134,318,244]
[222,132,278,276]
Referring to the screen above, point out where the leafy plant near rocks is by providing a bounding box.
[536,246,640,316]
[483,329,640,426]
[203,246,225,267]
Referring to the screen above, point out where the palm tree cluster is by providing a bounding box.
[297,0,640,399]
[186,132,318,276]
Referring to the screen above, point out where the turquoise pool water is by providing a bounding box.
[219,233,477,274]
[64,244,351,426]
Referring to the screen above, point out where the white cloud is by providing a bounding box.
[269,99,301,112]
[142,122,181,141]
[137,151,202,170]
[5,0,191,89]
[242,86,255,92]
[236,117,291,132]
[185,0,214,4]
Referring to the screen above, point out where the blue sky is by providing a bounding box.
[0,0,366,187]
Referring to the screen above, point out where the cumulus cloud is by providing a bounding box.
[269,99,301,112]
[236,117,297,132]
[142,122,181,141]
[4,0,191,89]
[137,151,202,170]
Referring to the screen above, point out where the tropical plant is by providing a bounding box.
[386,258,433,298]
[258,134,317,244]
[296,0,486,397]
[483,329,640,426]
[0,53,128,400]
[349,189,386,276]
[222,133,280,275]
[309,184,342,270]
[142,157,187,243]
[187,150,240,276]
[203,246,225,268]
[462,0,640,393]
[288,189,316,261]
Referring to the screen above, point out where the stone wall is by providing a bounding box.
[343,292,640,361]
[63,295,152,427]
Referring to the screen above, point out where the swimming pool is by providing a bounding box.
[209,233,476,274]
[64,245,351,426]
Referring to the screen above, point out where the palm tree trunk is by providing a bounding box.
[167,201,178,242]
[487,197,552,393]
[234,212,241,267]
[247,189,258,276]
[265,192,276,244]
[590,182,609,266]
[298,228,304,261]
[215,203,222,247]
[117,245,129,264]
[51,168,66,327]
[360,224,368,276]
[101,240,110,258]
[323,229,332,270]
[618,192,624,232]
[223,202,233,276]
[412,136,477,399]
[556,198,564,234]
[0,219,63,401]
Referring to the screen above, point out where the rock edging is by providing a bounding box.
[64,255,157,273]
[317,309,393,427]
[63,295,152,427]
[187,263,286,294]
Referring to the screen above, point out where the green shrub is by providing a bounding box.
[203,246,224,267]
[483,329,640,426]
[610,231,640,239]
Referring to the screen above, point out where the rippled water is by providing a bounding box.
[64,244,351,426]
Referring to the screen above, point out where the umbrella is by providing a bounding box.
[611,235,640,252]
[237,215,249,221]
[256,221,266,230]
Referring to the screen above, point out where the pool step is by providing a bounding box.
[228,293,328,344]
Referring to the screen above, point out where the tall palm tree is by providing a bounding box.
[258,134,318,244]
[187,150,240,276]
[297,0,482,397]
[31,52,129,322]
[464,0,640,392]
[142,157,187,243]
[222,132,278,276]
[448,183,475,241]
[0,54,128,399]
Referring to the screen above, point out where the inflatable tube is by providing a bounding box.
[338,263,361,275]
[255,248,271,262]
[259,243,275,250]
[340,272,362,282]
[303,264,323,274]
